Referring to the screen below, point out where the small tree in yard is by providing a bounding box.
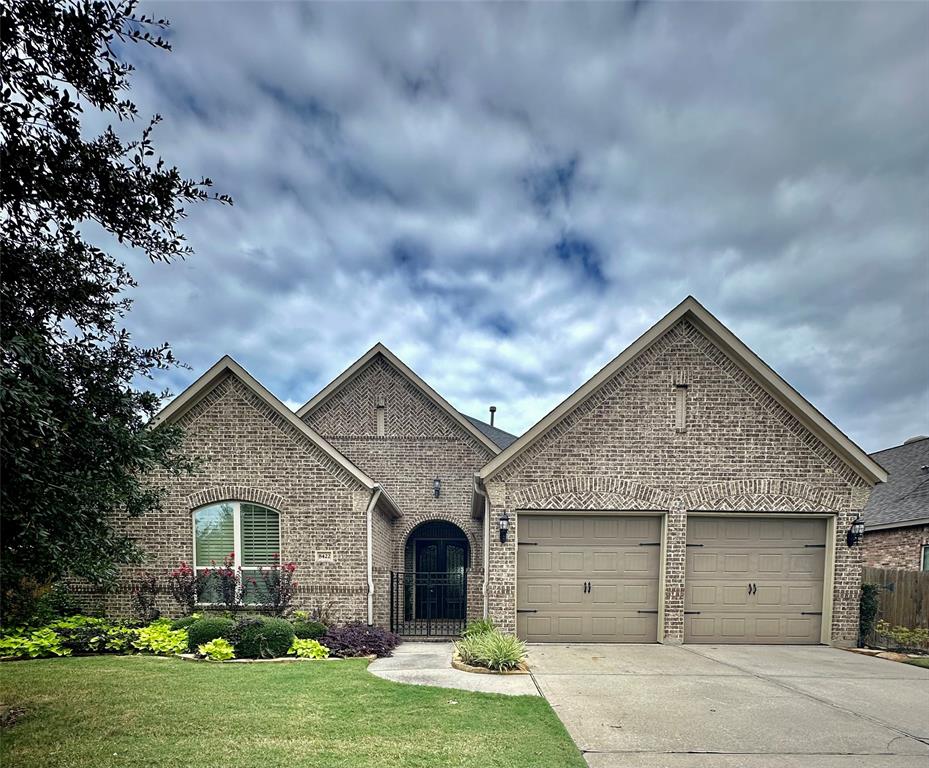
[0,0,231,618]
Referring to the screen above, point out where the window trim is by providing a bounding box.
[192,500,281,606]
[921,544,929,572]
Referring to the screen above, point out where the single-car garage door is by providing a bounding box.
[685,516,827,644]
[517,514,661,642]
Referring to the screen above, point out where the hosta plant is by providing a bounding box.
[0,627,71,659]
[198,638,235,661]
[289,638,329,659]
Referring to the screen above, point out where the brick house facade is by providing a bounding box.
[863,525,929,570]
[91,297,885,647]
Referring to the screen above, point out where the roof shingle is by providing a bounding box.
[862,437,929,529]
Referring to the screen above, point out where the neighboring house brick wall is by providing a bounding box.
[303,354,495,623]
[484,319,872,646]
[75,371,375,622]
[863,525,929,570]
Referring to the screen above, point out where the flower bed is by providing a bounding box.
[453,620,528,673]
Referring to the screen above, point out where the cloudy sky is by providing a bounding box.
[118,1,927,453]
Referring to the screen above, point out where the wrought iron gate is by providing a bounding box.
[390,571,467,637]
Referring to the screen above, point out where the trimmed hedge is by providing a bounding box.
[292,620,327,640]
[170,616,200,632]
[231,617,295,659]
[186,618,235,651]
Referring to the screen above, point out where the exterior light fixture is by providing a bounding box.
[433,478,441,498]
[847,516,865,547]
[499,511,510,543]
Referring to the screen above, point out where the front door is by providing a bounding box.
[415,540,466,620]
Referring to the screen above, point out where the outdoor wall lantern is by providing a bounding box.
[433,478,441,498]
[847,516,865,547]
[499,511,510,543]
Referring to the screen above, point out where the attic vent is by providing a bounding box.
[904,435,928,445]
[376,395,386,437]
[673,368,690,387]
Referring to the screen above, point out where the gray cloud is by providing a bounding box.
[116,1,927,452]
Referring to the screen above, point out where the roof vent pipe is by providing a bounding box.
[489,405,496,427]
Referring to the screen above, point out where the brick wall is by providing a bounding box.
[863,525,929,570]
[303,354,496,626]
[76,371,377,622]
[484,318,873,646]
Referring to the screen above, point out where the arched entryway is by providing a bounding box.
[391,520,470,637]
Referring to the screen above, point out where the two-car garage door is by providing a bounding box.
[517,513,827,644]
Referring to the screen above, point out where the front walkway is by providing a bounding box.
[529,643,929,767]
[368,641,539,696]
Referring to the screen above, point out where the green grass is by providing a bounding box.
[904,657,929,668]
[0,656,584,768]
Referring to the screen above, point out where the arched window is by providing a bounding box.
[193,501,280,605]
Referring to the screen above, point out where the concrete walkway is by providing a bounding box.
[368,641,539,696]
[529,643,929,768]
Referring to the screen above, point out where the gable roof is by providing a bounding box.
[862,437,929,530]
[296,343,502,455]
[463,414,519,450]
[151,355,402,517]
[478,296,888,486]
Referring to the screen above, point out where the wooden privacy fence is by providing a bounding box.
[862,566,929,631]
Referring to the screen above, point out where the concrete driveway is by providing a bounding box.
[528,644,929,767]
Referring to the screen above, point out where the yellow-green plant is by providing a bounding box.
[875,620,929,649]
[289,638,329,659]
[132,620,189,656]
[198,638,235,661]
[0,627,71,658]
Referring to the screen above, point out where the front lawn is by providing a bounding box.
[0,656,584,768]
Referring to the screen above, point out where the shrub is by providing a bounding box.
[132,620,188,656]
[170,614,202,631]
[322,623,399,658]
[289,638,329,659]
[461,619,495,638]
[292,620,327,640]
[204,554,241,613]
[875,620,929,651]
[129,575,161,623]
[230,616,295,659]
[198,638,235,661]
[859,583,880,644]
[52,616,137,654]
[167,562,206,616]
[186,617,236,651]
[246,556,298,617]
[456,630,526,671]
[0,627,71,659]
[30,583,79,625]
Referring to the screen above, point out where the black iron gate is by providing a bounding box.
[390,571,467,637]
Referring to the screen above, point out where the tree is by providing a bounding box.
[0,0,231,611]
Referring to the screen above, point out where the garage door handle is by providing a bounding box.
[637,609,659,614]
[800,612,822,616]
[517,609,538,614]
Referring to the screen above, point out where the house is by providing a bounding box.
[861,437,929,571]
[82,297,887,647]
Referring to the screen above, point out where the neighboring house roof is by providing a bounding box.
[862,437,929,531]
[151,355,402,518]
[478,296,888,486]
[462,414,519,450]
[296,342,503,455]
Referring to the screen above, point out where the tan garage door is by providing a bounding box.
[517,514,661,642]
[685,516,827,644]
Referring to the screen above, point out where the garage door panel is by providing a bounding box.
[517,513,660,642]
[685,515,827,644]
